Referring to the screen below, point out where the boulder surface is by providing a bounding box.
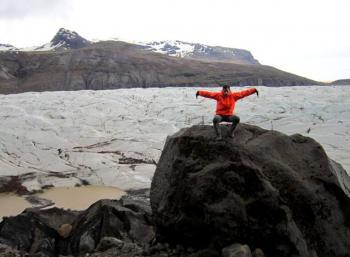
[0,190,154,256]
[151,124,350,257]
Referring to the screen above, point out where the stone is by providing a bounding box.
[188,248,220,257]
[0,243,26,257]
[79,232,95,254]
[67,195,154,255]
[0,207,78,256]
[0,191,153,256]
[96,237,123,252]
[222,243,252,257]
[57,224,72,239]
[29,238,55,256]
[0,176,28,194]
[151,124,350,257]
[252,248,265,257]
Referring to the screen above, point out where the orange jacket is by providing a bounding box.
[198,88,257,115]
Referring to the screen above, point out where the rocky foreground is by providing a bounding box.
[1,124,350,257]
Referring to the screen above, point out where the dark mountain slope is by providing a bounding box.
[330,79,350,85]
[0,41,318,94]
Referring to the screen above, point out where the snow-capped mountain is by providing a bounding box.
[0,43,18,51]
[1,28,258,65]
[0,29,259,64]
[138,40,260,65]
[34,28,91,51]
[0,28,317,92]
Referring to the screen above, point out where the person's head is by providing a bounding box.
[222,84,231,95]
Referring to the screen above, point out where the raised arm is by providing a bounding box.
[232,88,257,100]
[196,90,220,100]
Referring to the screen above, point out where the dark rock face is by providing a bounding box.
[0,207,78,256]
[222,243,252,257]
[0,41,318,94]
[151,124,350,257]
[330,79,350,86]
[0,192,154,256]
[67,196,155,255]
[0,176,28,194]
[36,28,90,51]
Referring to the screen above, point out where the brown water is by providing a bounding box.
[36,185,126,210]
[0,193,32,218]
[0,185,125,219]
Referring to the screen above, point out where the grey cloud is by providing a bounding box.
[0,0,70,19]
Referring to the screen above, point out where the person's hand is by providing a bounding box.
[196,91,199,99]
[255,89,259,97]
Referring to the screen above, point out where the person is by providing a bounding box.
[196,85,258,139]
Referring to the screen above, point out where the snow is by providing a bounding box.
[16,42,63,52]
[32,42,57,51]
[57,28,77,40]
[0,66,15,80]
[23,41,67,52]
[138,40,197,57]
[0,86,349,191]
[0,44,18,51]
[20,45,40,51]
[9,28,76,52]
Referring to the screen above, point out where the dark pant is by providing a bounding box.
[213,115,240,137]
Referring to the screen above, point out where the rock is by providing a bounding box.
[121,190,152,216]
[0,207,78,256]
[89,242,143,257]
[0,243,25,257]
[329,159,350,197]
[188,248,220,257]
[0,176,28,194]
[0,191,153,256]
[51,28,90,49]
[252,248,265,257]
[151,124,350,257]
[29,238,55,256]
[96,237,123,252]
[222,243,252,257]
[67,196,154,255]
[57,224,72,239]
[25,195,54,208]
[79,231,95,253]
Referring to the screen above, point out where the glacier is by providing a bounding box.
[0,86,349,191]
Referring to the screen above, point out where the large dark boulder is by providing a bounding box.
[150,124,350,257]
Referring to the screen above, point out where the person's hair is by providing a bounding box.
[223,85,230,90]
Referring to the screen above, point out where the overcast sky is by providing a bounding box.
[0,0,349,81]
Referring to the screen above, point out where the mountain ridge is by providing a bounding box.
[0,40,318,94]
[330,79,350,85]
[137,40,260,65]
[0,28,321,94]
[1,28,258,65]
